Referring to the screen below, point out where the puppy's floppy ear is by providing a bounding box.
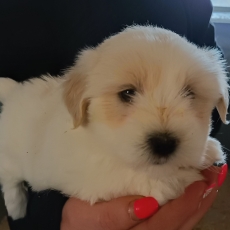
[205,48,229,124]
[63,48,98,128]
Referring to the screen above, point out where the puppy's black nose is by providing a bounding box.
[147,133,179,157]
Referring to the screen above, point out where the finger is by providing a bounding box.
[95,196,159,230]
[61,196,159,230]
[201,166,220,182]
[131,181,208,230]
[179,185,218,230]
[179,164,228,230]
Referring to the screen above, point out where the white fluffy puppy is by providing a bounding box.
[0,25,228,220]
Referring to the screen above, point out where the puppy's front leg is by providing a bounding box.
[201,137,226,169]
[1,180,28,220]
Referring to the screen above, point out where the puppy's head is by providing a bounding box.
[63,26,229,174]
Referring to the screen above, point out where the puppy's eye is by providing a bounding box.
[118,89,136,103]
[182,86,195,99]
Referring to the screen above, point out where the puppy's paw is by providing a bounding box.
[201,137,226,169]
[2,182,28,220]
[147,169,203,206]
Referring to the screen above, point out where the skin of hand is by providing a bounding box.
[61,165,227,230]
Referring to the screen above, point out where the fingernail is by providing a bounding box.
[203,183,216,199]
[218,164,228,187]
[128,197,159,220]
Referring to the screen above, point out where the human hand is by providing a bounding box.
[61,164,227,230]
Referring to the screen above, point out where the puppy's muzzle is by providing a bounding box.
[146,132,179,158]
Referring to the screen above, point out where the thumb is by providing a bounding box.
[61,196,159,230]
[95,196,159,230]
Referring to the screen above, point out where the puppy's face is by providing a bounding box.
[64,26,229,175]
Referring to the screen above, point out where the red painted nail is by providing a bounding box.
[133,197,159,220]
[203,183,216,198]
[218,164,228,187]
